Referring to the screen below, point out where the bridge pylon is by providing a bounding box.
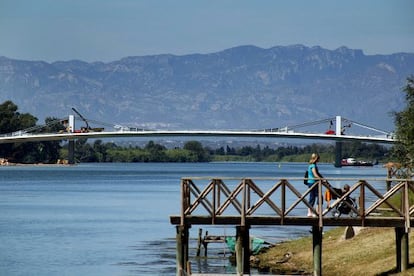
[335,141,342,167]
[334,116,343,167]
[68,115,75,164]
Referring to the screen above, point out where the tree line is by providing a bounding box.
[59,139,389,163]
[0,101,65,163]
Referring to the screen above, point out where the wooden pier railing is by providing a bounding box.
[170,177,414,276]
[172,177,414,229]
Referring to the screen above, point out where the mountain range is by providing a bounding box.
[1,45,413,133]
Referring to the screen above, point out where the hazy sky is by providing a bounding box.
[1,0,413,62]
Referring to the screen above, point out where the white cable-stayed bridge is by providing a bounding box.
[0,112,395,166]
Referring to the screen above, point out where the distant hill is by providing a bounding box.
[0,45,413,132]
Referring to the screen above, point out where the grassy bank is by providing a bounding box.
[254,227,414,275]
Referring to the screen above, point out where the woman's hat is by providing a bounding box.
[309,153,320,163]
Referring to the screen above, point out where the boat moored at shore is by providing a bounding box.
[340,157,377,167]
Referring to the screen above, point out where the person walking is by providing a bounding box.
[307,153,324,217]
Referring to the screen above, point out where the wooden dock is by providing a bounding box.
[171,177,413,276]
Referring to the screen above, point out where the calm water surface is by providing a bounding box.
[0,162,387,275]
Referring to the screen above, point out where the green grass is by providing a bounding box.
[254,227,414,275]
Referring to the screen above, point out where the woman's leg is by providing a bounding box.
[308,184,317,216]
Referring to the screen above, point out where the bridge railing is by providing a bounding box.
[178,177,414,230]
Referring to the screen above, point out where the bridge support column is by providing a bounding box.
[334,141,342,168]
[312,226,323,276]
[395,227,409,272]
[176,225,190,276]
[235,225,250,275]
[68,140,75,165]
[67,115,75,165]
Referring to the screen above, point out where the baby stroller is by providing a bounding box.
[328,186,358,218]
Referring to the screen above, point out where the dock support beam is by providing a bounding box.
[312,226,323,276]
[395,227,409,272]
[235,225,250,275]
[176,225,189,276]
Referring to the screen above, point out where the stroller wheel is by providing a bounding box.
[350,211,358,218]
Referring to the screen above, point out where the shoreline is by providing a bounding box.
[0,158,72,166]
[253,227,414,275]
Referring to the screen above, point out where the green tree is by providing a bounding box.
[34,117,65,163]
[144,141,167,161]
[226,145,236,155]
[392,76,414,172]
[0,101,39,162]
[215,146,225,155]
[166,148,198,162]
[0,101,38,134]
[183,140,210,162]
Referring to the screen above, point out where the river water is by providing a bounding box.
[0,162,387,275]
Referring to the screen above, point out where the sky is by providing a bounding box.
[0,0,413,63]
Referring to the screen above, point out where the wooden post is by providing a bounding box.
[186,261,192,275]
[386,167,392,191]
[204,231,208,257]
[395,227,409,272]
[196,228,202,257]
[359,181,366,226]
[312,226,322,276]
[176,226,183,276]
[243,226,250,275]
[401,230,409,272]
[235,226,243,275]
[176,225,189,276]
[235,225,250,275]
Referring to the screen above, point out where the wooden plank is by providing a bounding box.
[170,215,410,228]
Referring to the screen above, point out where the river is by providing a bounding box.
[0,162,387,275]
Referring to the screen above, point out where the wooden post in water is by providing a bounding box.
[196,228,202,257]
[176,225,189,276]
[312,226,322,276]
[395,227,409,272]
[203,231,209,257]
[235,225,250,275]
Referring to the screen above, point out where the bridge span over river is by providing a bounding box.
[0,115,394,167]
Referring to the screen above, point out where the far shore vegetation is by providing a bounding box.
[60,139,389,164]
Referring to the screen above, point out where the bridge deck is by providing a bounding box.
[0,129,394,144]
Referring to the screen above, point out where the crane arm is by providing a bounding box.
[71,107,90,129]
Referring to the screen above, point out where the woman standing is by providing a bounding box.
[307,153,324,217]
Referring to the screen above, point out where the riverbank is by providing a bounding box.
[253,227,414,275]
[0,158,72,166]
